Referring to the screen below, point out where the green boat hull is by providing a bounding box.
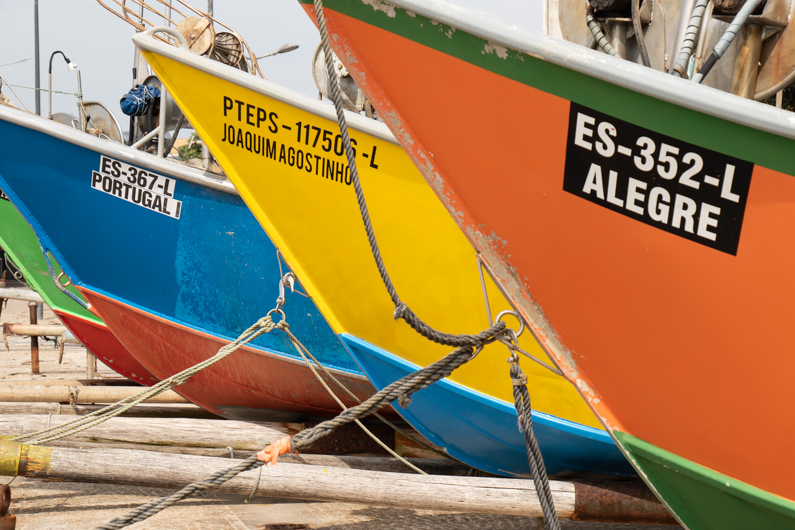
[616,432,795,529]
[0,193,97,323]
[0,192,157,383]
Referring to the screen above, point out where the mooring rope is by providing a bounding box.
[311,2,559,528]
[510,357,560,528]
[281,322,453,461]
[311,0,505,349]
[94,344,487,530]
[12,315,280,445]
[95,2,562,526]
[281,322,428,475]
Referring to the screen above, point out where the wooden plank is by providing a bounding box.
[0,379,137,386]
[0,402,220,419]
[45,439,473,475]
[0,415,296,450]
[0,414,432,457]
[23,446,578,518]
[0,386,188,403]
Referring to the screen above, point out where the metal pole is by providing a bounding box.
[156,88,167,157]
[76,70,85,131]
[207,0,213,16]
[165,0,172,27]
[34,0,41,115]
[29,302,39,375]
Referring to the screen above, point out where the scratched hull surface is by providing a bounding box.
[290,0,795,527]
[0,187,157,383]
[0,104,370,420]
[133,33,633,478]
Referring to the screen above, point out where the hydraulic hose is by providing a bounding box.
[586,6,620,57]
[692,0,763,83]
[671,0,709,77]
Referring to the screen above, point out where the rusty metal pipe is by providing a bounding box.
[5,324,67,337]
[27,303,38,375]
[572,480,679,524]
[0,484,15,530]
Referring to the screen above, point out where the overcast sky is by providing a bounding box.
[0,1,540,120]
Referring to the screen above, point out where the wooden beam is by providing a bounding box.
[0,415,292,450]
[19,445,578,519]
[46,440,472,475]
[0,386,188,404]
[0,402,219,419]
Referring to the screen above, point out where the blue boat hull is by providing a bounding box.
[0,109,374,420]
[342,334,634,477]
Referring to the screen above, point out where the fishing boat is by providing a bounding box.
[0,183,158,384]
[131,15,634,477]
[272,0,795,527]
[0,36,380,421]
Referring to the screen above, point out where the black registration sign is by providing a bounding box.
[0,188,9,202]
[563,102,753,255]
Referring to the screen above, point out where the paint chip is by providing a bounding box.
[483,41,509,59]
[361,0,396,17]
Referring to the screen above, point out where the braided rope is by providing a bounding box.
[95,341,493,530]
[281,322,428,475]
[95,455,263,530]
[311,2,559,525]
[13,316,278,445]
[280,325,452,460]
[511,361,560,530]
[312,0,505,349]
[293,345,478,449]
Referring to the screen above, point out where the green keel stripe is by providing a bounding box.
[307,0,795,177]
[614,431,795,530]
[0,198,98,324]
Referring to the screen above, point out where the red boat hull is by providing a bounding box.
[80,288,379,420]
[53,310,158,385]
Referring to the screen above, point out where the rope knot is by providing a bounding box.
[256,435,296,466]
[511,375,528,387]
[397,394,411,409]
[392,302,407,321]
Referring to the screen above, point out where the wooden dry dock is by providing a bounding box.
[0,293,680,529]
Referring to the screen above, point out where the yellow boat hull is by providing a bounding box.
[136,35,632,476]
